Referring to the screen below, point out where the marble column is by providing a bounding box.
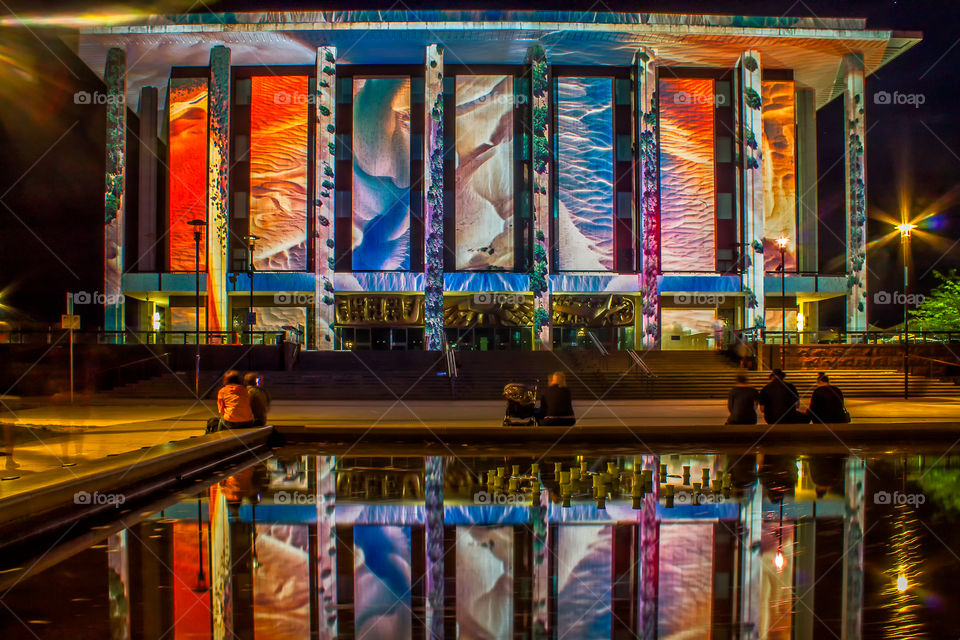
[634,48,660,349]
[842,54,868,331]
[841,456,865,639]
[529,44,552,350]
[739,51,765,332]
[424,44,445,351]
[103,47,126,336]
[316,456,338,639]
[425,456,446,638]
[314,46,337,349]
[137,86,159,273]
[206,45,230,333]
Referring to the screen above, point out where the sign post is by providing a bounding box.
[61,294,80,404]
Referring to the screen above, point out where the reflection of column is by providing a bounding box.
[740,479,763,640]
[137,86,159,273]
[793,510,816,640]
[209,484,234,640]
[314,46,337,350]
[529,44,552,350]
[425,456,445,638]
[531,469,549,638]
[842,54,868,331]
[107,531,130,640]
[637,455,659,639]
[316,455,338,639]
[424,44,445,351]
[206,45,231,333]
[634,48,660,350]
[104,47,126,336]
[739,51,765,331]
[842,456,865,640]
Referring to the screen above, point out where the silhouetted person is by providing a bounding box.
[217,370,255,430]
[806,373,849,423]
[244,372,272,427]
[759,369,808,424]
[726,374,759,424]
[535,371,576,426]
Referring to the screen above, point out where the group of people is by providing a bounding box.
[215,371,271,430]
[726,369,849,425]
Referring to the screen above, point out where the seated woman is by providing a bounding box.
[217,370,255,430]
[535,371,576,426]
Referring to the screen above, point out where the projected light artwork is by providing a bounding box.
[557,77,615,272]
[352,77,412,271]
[353,525,412,639]
[249,75,309,271]
[168,77,208,271]
[455,75,515,271]
[762,80,798,271]
[659,77,716,272]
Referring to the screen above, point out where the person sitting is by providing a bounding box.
[244,372,272,427]
[217,370,255,430]
[758,369,809,424]
[726,374,759,425]
[806,373,850,423]
[535,371,576,426]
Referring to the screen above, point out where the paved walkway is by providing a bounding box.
[2,396,959,476]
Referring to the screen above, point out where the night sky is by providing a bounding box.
[0,0,956,328]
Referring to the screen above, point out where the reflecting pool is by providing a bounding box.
[1,449,959,639]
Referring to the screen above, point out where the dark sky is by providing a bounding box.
[0,0,957,328]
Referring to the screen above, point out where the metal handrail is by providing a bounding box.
[586,330,609,356]
[627,350,656,378]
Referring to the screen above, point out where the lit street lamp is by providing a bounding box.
[776,235,790,366]
[244,234,260,345]
[187,219,207,398]
[897,222,916,399]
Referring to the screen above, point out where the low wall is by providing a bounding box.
[760,343,960,376]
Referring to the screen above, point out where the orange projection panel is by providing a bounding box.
[659,78,716,272]
[249,76,310,271]
[168,77,208,271]
[762,80,798,271]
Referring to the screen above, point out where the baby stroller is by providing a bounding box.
[502,382,538,426]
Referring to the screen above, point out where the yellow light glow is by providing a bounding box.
[897,573,908,593]
[796,312,805,332]
[774,550,785,571]
[896,223,916,238]
[776,235,789,250]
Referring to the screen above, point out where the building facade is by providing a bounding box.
[75,11,919,350]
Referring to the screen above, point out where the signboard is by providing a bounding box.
[61,314,80,330]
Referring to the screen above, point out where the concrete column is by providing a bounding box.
[531,468,549,638]
[841,456,865,639]
[424,44,445,351]
[314,46,337,350]
[316,456,338,639]
[796,87,818,274]
[137,86,159,273]
[634,48,660,349]
[425,456,445,638]
[206,45,230,333]
[842,54,868,331]
[738,51,765,333]
[104,47,126,336]
[637,455,660,639]
[739,479,763,640]
[529,44,552,350]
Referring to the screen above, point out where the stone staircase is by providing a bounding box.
[107,349,958,400]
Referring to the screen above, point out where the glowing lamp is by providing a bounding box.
[796,312,805,332]
[151,311,162,332]
[897,573,908,593]
[896,223,916,238]
[776,235,789,250]
[774,550,785,571]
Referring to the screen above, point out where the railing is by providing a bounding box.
[730,329,960,345]
[586,330,609,356]
[0,329,287,345]
[627,350,656,378]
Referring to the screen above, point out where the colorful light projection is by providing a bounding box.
[250,76,309,271]
[168,77,208,271]
[557,77,614,272]
[253,524,311,639]
[659,78,716,272]
[353,525,412,639]
[762,80,798,271]
[172,522,210,640]
[456,526,514,638]
[455,75,515,270]
[352,77,411,271]
[556,525,613,638]
[657,522,715,638]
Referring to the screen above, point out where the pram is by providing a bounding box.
[502,382,538,426]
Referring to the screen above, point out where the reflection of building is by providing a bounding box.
[76,11,919,350]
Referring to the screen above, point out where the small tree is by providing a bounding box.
[909,269,960,330]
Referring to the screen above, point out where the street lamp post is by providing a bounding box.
[776,236,790,368]
[244,234,260,346]
[187,219,207,398]
[898,223,915,399]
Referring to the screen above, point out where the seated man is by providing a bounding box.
[758,369,809,424]
[726,374,759,425]
[217,370,255,430]
[806,373,850,423]
[535,371,576,426]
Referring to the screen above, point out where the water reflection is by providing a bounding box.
[2,450,959,639]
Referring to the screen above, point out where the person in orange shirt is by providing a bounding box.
[216,370,255,430]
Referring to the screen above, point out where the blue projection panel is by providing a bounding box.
[557,77,615,272]
[556,524,613,638]
[354,525,412,639]
[352,77,412,271]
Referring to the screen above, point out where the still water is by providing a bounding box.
[0,449,957,639]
